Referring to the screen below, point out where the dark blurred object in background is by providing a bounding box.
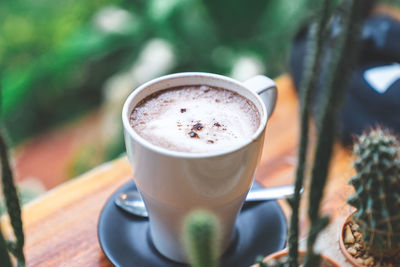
[290,14,400,145]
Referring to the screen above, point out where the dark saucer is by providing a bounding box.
[97,181,287,267]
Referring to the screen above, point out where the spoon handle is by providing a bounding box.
[245,185,297,202]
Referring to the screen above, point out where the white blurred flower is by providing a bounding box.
[131,39,175,84]
[94,6,134,34]
[231,55,266,82]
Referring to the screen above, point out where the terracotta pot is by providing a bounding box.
[339,213,364,267]
[261,250,340,267]
[339,212,400,266]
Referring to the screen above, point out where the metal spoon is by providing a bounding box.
[115,185,300,218]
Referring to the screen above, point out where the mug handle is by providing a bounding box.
[243,75,277,121]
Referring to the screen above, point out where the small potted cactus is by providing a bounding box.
[339,129,400,266]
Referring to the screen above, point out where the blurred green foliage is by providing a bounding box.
[1,0,315,145]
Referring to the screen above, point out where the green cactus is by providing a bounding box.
[0,129,25,266]
[347,129,400,258]
[0,224,12,267]
[183,210,220,267]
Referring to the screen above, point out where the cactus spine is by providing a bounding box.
[183,210,219,267]
[347,129,400,257]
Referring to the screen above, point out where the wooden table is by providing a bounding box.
[3,75,356,266]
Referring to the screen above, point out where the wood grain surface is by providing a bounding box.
[2,75,356,266]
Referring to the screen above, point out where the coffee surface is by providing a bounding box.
[129,85,260,153]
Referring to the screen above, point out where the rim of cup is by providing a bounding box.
[122,72,268,159]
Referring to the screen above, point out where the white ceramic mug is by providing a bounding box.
[122,72,277,263]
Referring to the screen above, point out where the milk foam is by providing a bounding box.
[130,85,260,153]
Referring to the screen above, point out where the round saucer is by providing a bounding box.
[98,181,287,267]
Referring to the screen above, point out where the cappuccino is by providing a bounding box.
[129,85,260,153]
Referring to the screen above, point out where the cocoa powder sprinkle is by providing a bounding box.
[193,123,204,131]
[189,131,199,138]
